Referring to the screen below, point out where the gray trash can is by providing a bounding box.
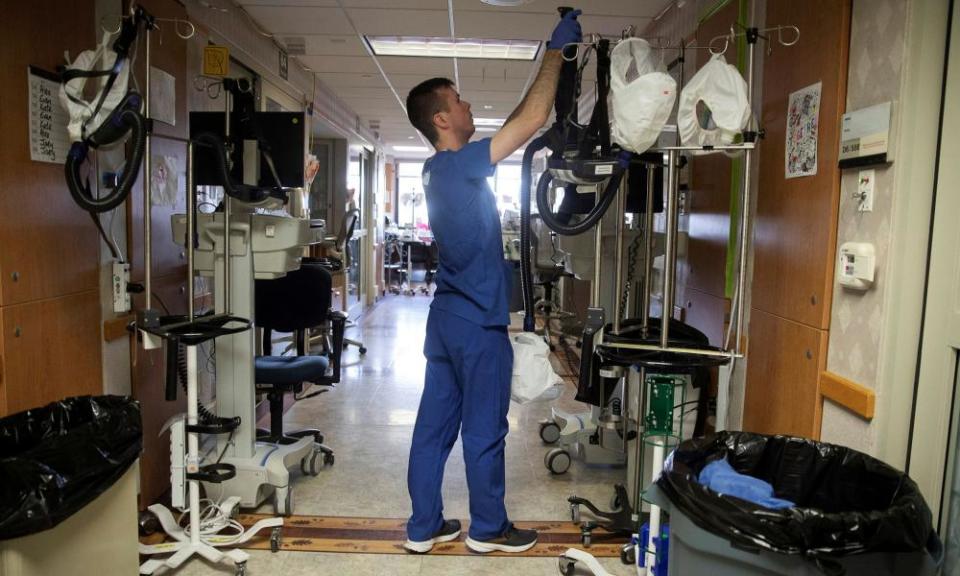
[647,484,940,576]
[650,432,942,576]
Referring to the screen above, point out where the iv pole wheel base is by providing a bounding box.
[545,448,571,474]
[270,527,282,553]
[274,486,294,516]
[539,420,561,444]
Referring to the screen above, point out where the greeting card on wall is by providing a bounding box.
[785,81,822,179]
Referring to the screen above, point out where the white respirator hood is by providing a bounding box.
[610,38,677,155]
[677,53,750,154]
[60,31,131,143]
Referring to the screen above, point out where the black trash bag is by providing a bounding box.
[0,395,142,540]
[657,431,940,564]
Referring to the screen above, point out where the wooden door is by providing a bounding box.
[743,0,851,437]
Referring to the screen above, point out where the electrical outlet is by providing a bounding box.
[112,261,131,313]
[857,169,875,212]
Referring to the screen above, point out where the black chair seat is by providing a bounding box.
[256,355,329,385]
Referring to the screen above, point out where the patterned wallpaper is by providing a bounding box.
[820,0,906,452]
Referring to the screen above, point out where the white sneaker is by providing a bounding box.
[404,519,462,553]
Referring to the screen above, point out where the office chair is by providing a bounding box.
[311,208,366,354]
[255,263,347,476]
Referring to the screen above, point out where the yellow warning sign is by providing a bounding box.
[203,45,229,77]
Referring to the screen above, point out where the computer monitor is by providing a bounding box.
[189,111,305,188]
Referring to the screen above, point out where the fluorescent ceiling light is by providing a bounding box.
[393,145,430,153]
[366,36,540,61]
[474,117,506,127]
[476,127,498,132]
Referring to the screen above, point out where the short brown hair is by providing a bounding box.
[406,78,454,145]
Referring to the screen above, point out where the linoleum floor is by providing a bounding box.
[162,294,631,575]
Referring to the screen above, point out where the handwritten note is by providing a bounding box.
[28,66,71,164]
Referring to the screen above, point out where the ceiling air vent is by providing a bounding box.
[283,36,306,55]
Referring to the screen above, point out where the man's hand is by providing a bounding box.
[489,9,581,164]
[547,9,582,50]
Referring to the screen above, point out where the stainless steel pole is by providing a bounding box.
[735,36,758,355]
[613,171,627,334]
[186,142,195,322]
[660,150,679,348]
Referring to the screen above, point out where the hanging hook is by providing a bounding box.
[708,28,732,56]
[99,13,123,35]
[156,18,196,40]
[776,25,800,46]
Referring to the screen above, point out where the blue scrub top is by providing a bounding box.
[423,138,513,327]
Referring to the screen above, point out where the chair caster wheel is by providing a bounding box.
[539,420,561,444]
[545,448,571,474]
[323,452,335,466]
[270,527,282,553]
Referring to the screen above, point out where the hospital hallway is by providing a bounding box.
[162,294,627,575]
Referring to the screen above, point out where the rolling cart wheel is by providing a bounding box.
[558,557,577,576]
[308,451,321,476]
[300,456,310,476]
[539,421,561,444]
[359,346,367,354]
[581,530,592,547]
[620,543,636,565]
[570,503,581,524]
[545,448,571,475]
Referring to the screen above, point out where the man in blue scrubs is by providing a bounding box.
[402,9,582,554]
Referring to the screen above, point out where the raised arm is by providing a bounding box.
[490,9,581,164]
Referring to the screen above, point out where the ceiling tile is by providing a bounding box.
[378,56,456,76]
[451,0,669,18]
[244,6,350,35]
[345,7,451,36]
[299,55,380,74]
[458,59,535,80]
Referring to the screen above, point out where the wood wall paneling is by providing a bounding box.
[743,309,827,438]
[751,0,851,329]
[1,292,102,416]
[0,0,99,307]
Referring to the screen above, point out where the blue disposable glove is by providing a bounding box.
[548,9,582,50]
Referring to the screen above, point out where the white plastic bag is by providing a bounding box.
[510,332,563,404]
[610,38,677,155]
[60,31,131,143]
[677,53,750,154]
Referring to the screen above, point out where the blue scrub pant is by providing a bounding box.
[407,308,513,541]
